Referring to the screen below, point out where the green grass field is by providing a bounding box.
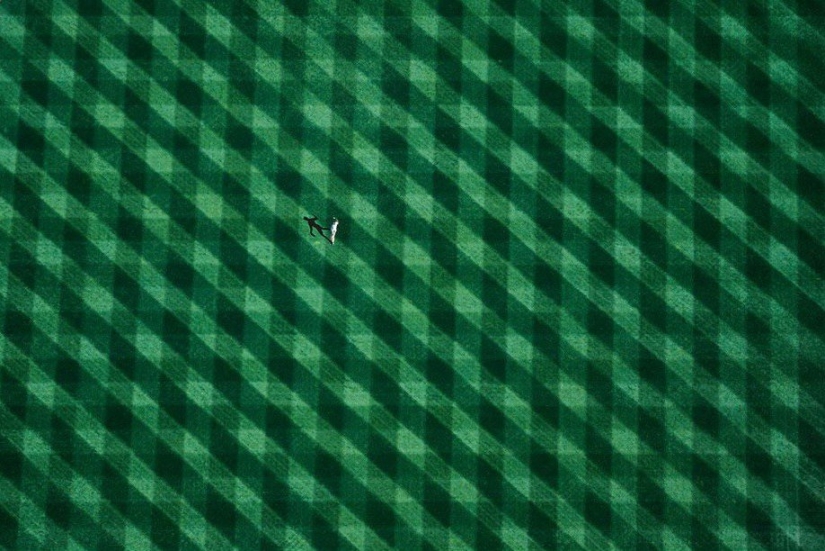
[1,0,824,549]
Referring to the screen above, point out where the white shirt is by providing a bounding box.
[329,219,339,244]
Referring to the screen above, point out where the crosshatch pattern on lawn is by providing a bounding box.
[1,0,824,549]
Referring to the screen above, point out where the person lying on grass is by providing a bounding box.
[329,217,339,244]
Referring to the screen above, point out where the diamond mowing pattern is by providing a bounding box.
[1,0,824,549]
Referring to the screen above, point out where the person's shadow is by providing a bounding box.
[303,216,332,243]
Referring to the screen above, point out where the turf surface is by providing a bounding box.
[1,0,824,549]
